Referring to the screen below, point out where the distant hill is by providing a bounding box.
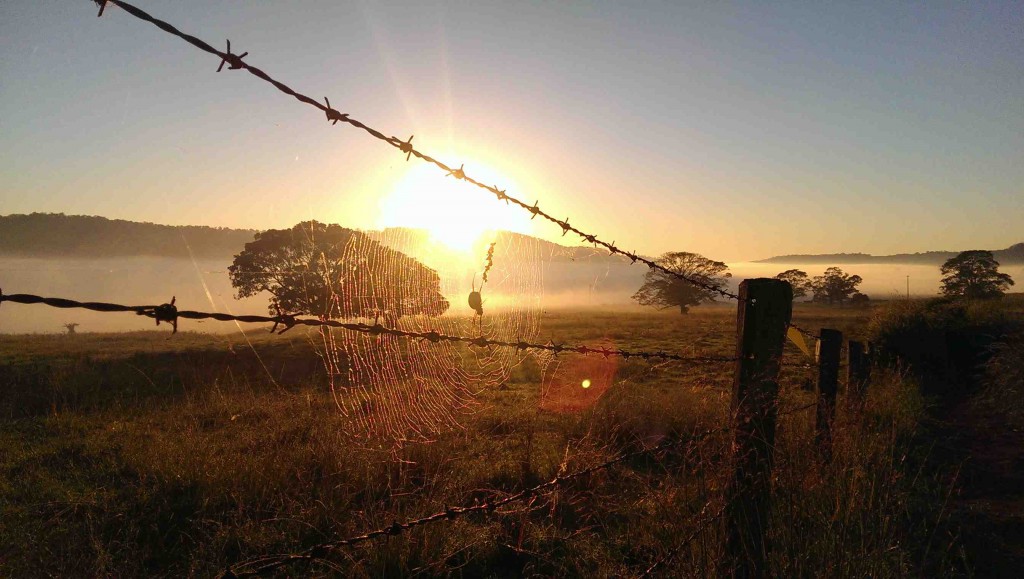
[0,213,257,259]
[0,214,628,263]
[756,243,1024,265]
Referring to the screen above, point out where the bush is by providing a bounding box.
[868,299,1017,395]
[975,331,1024,429]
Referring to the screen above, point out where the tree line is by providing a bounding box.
[220,223,1016,321]
[629,250,1014,315]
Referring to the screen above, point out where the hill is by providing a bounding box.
[0,214,628,263]
[756,243,1024,265]
[0,213,257,259]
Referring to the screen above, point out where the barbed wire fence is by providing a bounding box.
[222,398,820,578]
[0,290,737,364]
[222,423,733,578]
[0,1,872,576]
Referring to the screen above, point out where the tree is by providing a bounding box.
[810,267,863,306]
[229,221,449,322]
[775,269,811,300]
[632,252,732,314]
[940,250,1014,299]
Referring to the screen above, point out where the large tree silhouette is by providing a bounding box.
[940,250,1014,299]
[632,252,731,314]
[810,267,863,306]
[229,221,448,322]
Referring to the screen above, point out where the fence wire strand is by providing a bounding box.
[0,290,735,364]
[221,424,733,578]
[91,0,740,301]
[222,398,818,578]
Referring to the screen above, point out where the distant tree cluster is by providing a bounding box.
[631,252,731,314]
[940,250,1014,299]
[775,267,868,306]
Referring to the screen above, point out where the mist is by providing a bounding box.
[4,256,1019,334]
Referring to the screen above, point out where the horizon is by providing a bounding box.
[4,211,1023,264]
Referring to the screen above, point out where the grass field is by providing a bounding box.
[0,303,962,577]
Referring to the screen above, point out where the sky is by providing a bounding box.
[1,1,1021,262]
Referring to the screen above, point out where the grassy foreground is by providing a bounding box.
[1,305,960,577]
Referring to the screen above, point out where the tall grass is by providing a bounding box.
[0,309,962,576]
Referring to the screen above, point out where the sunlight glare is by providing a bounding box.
[376,162,534,253]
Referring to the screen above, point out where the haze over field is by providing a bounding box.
[2,215,1019,333]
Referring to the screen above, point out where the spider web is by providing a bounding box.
[314,228,550,442]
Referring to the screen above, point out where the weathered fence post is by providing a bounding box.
[847,340,870,409]
[725,279,792,578]
[815,329,843,462]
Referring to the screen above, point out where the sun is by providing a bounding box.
[376,162,533,253]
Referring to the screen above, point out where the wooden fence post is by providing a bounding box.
[815,329,843,462]
[847,340,869,409]
[725,279,792,578]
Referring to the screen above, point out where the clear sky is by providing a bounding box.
[1,1,1021,262]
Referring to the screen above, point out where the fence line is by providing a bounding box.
[91,0,739,301]
[219,398,818,578]
[220,423,732,577]
[0,290,735,364]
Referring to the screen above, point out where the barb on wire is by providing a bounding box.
[221,424,732,578]
[92,0,741,301]
[0,291,736,365]
[215,39,248,73]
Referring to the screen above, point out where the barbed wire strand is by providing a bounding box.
[221,423,733,578]
[0,290,735,364]
[91,0,740,301]
[224,399,816,578]
[639,499,730,578]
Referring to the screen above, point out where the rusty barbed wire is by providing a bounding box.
[0,290,736,364]
[778,401,818,415]
[220,423,734,578]
[90,0,741,301]
[639,499,730,578]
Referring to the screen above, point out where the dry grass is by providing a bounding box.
[0,304,959,577]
